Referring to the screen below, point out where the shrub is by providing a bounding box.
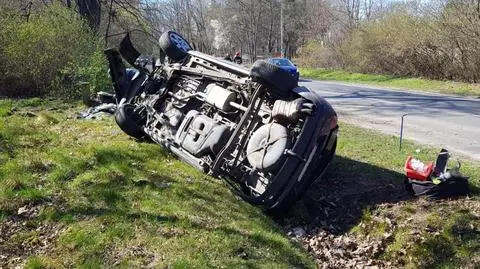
[295,39,340,68]
[0,3,109,98]
[55,42,110,99]
[339,14,436,76]
[338,2,480,83]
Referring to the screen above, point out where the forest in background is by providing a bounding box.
[1,0,480,98]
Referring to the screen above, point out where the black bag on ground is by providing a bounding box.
[405,176,469,199]
[404,149,470,199]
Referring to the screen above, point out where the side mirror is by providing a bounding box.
[294,63,297,66]
[119,33,141,67]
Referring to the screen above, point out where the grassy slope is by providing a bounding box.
[300,68,480,97]
[1,99,479,268]
[0,99,314,268]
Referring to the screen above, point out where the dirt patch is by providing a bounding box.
[282,156,409,233]
[106,244,158,267]
[294,228,391,268]
[0,201,65,267]
[285,198,480,268]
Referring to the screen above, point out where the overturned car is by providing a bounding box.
[105,31,338,212]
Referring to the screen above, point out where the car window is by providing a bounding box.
[270,58,293,66]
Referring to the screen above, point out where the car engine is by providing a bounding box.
[135,72,308,196]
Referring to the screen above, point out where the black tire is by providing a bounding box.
[159,31,192,62]
[115,104,146,139]
[250,60,298,98]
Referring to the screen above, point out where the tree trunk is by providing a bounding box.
[104,0,114,47]
[76,0,101,31]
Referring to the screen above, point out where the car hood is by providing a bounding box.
[278,66,298,72]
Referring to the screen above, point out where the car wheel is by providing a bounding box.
[250,60,298,98]
[115,104,146,139]
[159,31,192,62]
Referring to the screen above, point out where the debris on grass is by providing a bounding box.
[281,123,479,268]
[0,201,65,268]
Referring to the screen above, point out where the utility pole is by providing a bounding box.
[280,0,284,58]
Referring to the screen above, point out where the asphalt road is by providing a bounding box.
[300,79,480,160]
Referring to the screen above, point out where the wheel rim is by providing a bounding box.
[169,32,191,52]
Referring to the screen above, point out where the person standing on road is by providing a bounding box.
[233,52,242,64]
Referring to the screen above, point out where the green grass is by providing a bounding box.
[300,68,480,97]
[1,99,479,268]
[336,124,480,186]
[0,99,314,268]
